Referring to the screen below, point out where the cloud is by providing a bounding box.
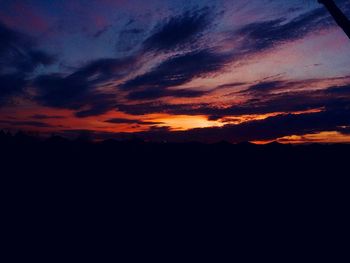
[116,6,337,106]
[74,97,117,118]
[33,73,115,117]
[73,57,138,80]
[116,102,179,115]
[116,106,350,143]
[241,81,286,94]
[29,8,222,115]
[31,114,65,120]
[199,86,350,119]
[115,5,340,107]
[53,101,350,143]
[116,81,350,119]
[0,120,53,128]
[191,106,350,143]
[232,7,332,56]
[325,84,350,95]
[93,25,111,38]
[0,22,54,74]
[120,49,229,91]
[225,84,350,116]
[105,118,163,125]
[142,7,212,52]
[216,82,247,90]
[0,22,54,106]
[127,88,207,100]
[33,56,139,117]
[116,6,214,54]
[0,73,27,105]
[34,73,88,109]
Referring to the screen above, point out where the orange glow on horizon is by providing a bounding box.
[252,131,350,145]
[0,102,325,136]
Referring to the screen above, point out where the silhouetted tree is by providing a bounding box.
[318,0,350,39]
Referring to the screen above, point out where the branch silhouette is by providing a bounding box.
[318,0,350,39]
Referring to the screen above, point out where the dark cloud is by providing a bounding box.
[117,7,337,107]
[0,22,54,74]
[34,56,139,117]
[75,97,117,118]
[0,73,27,105]
[324,84,350,95]
[0,120,53,128]
[72,57,138,80]
[114,7,221,102]
[200,87,350,119]
[190,106,350,143]
[30,4,337,117]
[54,104,350,143]
[105,118,163,125]
[222,108,350,142]
[120,49,229,91]
[48,80,350,143]
[143,7,212,52]
[127,88,207,100]
[34,73,116,117]
[34,73,88,109]
[234,7,332,56]
[216,82,246,90]
[242,81,286,94]
[117,106,350,143]
[0,22,54,105]
[224,84,350,116]
[239,78,332,97]
[117,82,350,119]
[31,15,226,115]
[116,102,192,116]
[31,114,65,120]
[93,25,112,38]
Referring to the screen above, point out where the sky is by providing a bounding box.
[1,0,350,143]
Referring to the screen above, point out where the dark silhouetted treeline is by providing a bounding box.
[1,130,349,260]
[1,130,349,177]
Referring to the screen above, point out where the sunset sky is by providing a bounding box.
[1,0,350,143]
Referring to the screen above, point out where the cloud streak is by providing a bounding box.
[143,7,213,52]
[0,22,54,106]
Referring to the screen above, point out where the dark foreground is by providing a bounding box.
[1,132,350,175]
[1,133,349,260]
[1,132,350,193]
